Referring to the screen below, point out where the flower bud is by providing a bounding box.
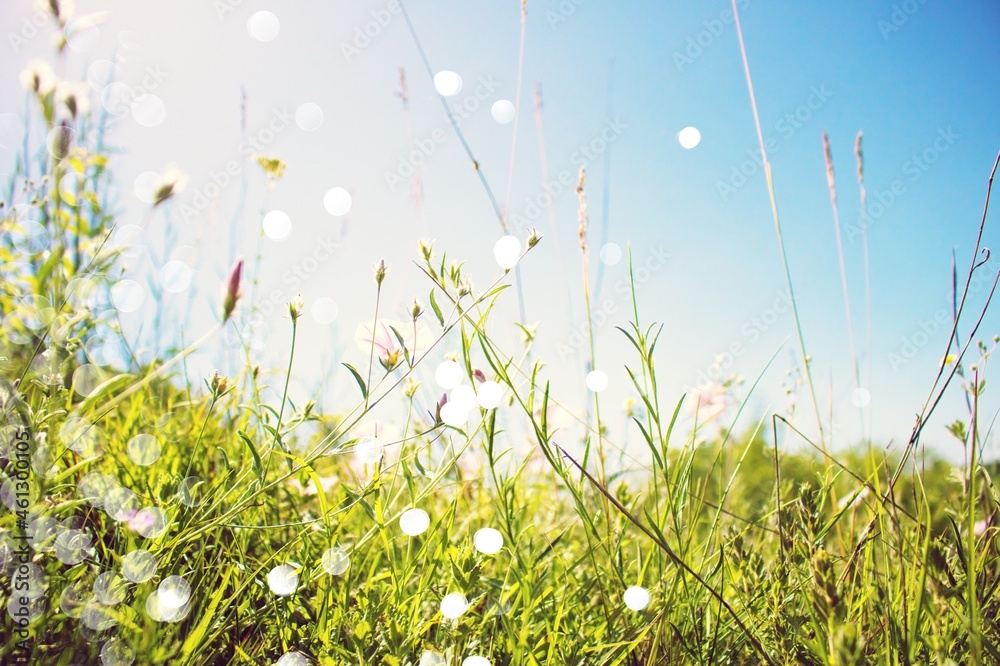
[152,164,186,207]
[208,370,230,398]
[289,294,304,322]
[374,258,388,286]
[222,257,244,321]
[434,392,448,422]
[410,298,424,321]
[419,238,434,262]
[527,228,542,249]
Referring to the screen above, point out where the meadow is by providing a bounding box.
[1,2,1000,665]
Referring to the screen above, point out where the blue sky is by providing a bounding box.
[2,0,999,463]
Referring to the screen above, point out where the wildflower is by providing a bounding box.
[54,80,89,119]
[126,509,155,535]
[152,164,187,207]
[974,519,988,536]
[208,370,230,399]
[943,354,957,366]
[472,369,486,383]
[256,155,286,179]
[222,257,244,321]
[354,319,432,371]
[623,396,637,418]
[689,380,733,423]
[374,258,388,286]
[19,60,57,95]
[289,295,304,322]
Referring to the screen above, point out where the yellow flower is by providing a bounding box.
[256,155,286,179]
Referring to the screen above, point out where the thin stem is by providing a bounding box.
[366,285,382,409]
[855,132,874,441]
[263,315,298,479]
[398,0,504,227]
[397,0,528,325]
[731,0,825,450]
[500,1,528,230]
[576,168,606,482]
[185,396,219,478]
[968,367,982,663]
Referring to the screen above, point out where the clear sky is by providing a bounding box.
[2,0,999,464]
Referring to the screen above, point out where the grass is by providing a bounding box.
[2,5,1000,665]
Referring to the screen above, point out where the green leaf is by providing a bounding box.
[342,362,368,399]
[388,325,411,367]
[76,372,135,413]
[180,567,232,660]
[354,619,371,641]
[429,288,445,326]
[237,430,263,482]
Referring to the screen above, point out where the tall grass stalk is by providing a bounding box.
[575,167,607,485]
[500,1,528,230]
[822,133,862,435]
[854,132,874,440]
[730,0,826,450]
